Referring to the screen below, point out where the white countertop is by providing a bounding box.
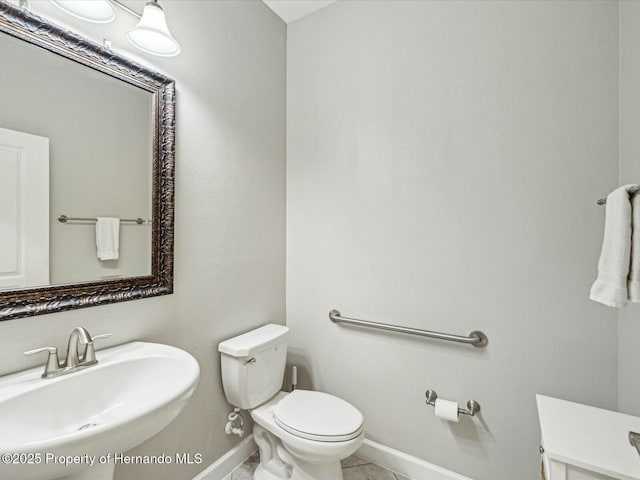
[537,395,640,480]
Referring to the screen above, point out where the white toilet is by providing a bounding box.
[218,324,364,480]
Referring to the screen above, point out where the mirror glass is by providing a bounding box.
[0,31,153,291]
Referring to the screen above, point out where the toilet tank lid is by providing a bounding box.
[218,324,289,357]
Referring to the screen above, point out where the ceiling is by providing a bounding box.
[262,0,338,24]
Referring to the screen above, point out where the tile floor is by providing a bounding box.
[227,451,411,480]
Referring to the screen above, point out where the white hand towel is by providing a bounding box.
[629,191,640,303]
[96,217,120,261]
[589,185,637,308]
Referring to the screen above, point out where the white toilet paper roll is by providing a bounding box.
[434,398,460,422]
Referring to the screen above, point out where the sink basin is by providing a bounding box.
[0,341,200,480]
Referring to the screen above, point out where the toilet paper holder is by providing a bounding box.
[425,389,481,417]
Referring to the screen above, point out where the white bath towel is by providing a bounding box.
[629,191,640,303]
[590,185,638,308]
[96,217,120,261]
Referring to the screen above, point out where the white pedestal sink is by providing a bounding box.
[0,342,200,480]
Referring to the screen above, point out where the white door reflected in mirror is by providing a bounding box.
[0,127,49,290]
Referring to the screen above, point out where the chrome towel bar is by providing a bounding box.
[597,185,640,205]
[328,309,488,348]
[58,215,148,225]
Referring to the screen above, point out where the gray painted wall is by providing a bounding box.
[618,0,640,416]
[286,1,619,479]
[0,1,286,480]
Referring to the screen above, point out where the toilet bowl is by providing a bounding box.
[252,391,364,480]
[218,324,364,480]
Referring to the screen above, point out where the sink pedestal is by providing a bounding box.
[58,463,115,480]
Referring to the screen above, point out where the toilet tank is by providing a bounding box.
[218,324,289,409]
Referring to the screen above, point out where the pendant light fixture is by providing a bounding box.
[49,0,181,57]
[51,0,116,23]
[126,1,181,57]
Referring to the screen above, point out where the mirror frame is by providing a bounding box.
[0,3,175,321]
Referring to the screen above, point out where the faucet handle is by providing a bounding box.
[24,347,61,378]
[24,346,58,356]
[91,333,112,341]
[82,333,112,364]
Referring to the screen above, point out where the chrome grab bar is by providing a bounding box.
[630,431,640,457]
[329,309,488,348]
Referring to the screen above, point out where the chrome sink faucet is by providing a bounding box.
[66,326,93,368]
[24,327,112,379]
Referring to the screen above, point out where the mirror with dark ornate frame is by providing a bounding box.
[0,2,175,321]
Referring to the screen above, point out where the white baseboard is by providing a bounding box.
[356,439,473,480]
[192,434,257,480]
[193,435,472,480]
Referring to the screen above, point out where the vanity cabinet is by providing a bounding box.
[544,458,616,480]
[537,395,640,480]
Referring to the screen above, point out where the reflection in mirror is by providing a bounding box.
[0,30,153,290]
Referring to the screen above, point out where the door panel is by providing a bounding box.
[0,127,49,289]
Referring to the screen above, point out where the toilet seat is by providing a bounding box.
[273,390,364,442]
